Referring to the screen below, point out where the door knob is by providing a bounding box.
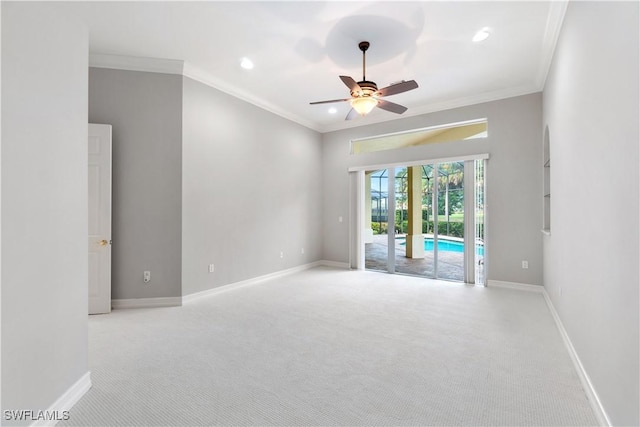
[99,239,109,246]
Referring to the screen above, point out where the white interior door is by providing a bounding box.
[88,123,112,314]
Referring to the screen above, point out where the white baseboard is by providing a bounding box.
[111,261,350,308]
[183,260,350,304]
[487,279,543,293]
[31,372,91,427]
[319,260,350,269]
[112,296,182,309]
[542,290,611,426]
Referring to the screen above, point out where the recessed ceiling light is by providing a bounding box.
[240,57,254,70]
[472,27,491,43]
[328,107,337,114]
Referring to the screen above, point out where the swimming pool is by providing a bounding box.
[398,237,484,256]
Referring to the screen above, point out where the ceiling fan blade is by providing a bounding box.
[340,75,361,93]
[377,99,408,114]
[345,108,359,121]
[377,80,418,97]
[309,98,351,105]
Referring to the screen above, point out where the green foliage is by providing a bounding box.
[371,222,388,235]
[391,220,464,237]
[434,221,464,238]
[371,220,483,238]
[369,161,486,239]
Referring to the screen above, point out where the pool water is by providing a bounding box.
[398,237,484,256]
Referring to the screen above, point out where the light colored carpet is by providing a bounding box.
[62,267,597,426]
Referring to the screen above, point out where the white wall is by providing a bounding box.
[88,70,323,300]
[181,77,323,296]
[542,2,639,425]
[1,2,89,420]
[89,68,183,300]
[322,94,543,286]
[0,0,3,413]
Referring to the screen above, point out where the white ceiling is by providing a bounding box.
[55,1,566,133]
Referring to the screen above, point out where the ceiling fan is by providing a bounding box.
[310,41,419,121]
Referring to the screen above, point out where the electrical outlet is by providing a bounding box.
[522,260,529,269]
[301,247,305,254]
[208,264,215,273]
[338,216,343,223]
[280,251,284,259]
[143,270,151,283]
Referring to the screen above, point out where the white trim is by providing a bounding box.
[463,160,476,284]
[387,167,396,274]
[182,63,319,132]
[87,54,544,135]
[87,53,546,135]
[348,173,355,270]
[486,279,610,425]
[89,54,184,75]
[31,372,91,427]
[348,154,490,173]
[355,171,365,270]
[541,228,551,236]
[319,85,540,134]
[89,54,322,132]
[487,280,543,293]
[482,159,489,286]
[536,1,569,89]
[182,261,349,304]
[112,297,182,309]
[319,260,351,269]
[542,290,611,426]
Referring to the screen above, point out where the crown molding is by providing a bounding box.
[182,62,320,132]
[89,53,184,75]
[89,52,544,135]
[318,2,567,134]
[535,0,569,90]
[317,84,541,134]
[89,53,321,132]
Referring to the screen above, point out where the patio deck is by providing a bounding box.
[365,234,484,283]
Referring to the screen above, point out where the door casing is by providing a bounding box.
[350,154,488,284]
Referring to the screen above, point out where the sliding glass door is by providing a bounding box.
[362,159,485,285]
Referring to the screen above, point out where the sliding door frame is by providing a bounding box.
[386,167,396,273]
[463,160,476,283]
[350,154,489,282]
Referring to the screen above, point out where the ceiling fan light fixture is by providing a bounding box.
[351,96,378,116]
[309,41,417,120]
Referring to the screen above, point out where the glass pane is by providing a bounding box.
[436,162,465,281]
[394,165,435,278]
[365,169,389,272]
